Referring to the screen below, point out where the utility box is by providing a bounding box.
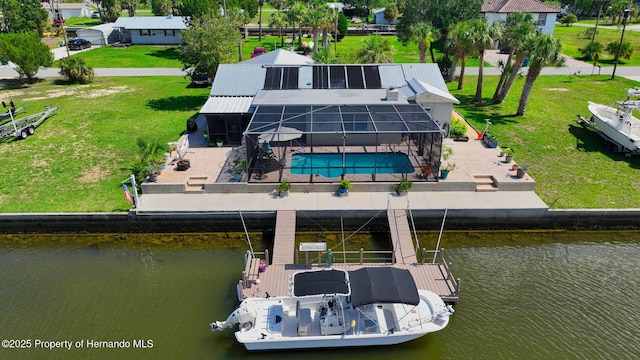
[297,308,312,336]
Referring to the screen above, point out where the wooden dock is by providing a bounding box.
[238,209,460,305]
[387,209,418,264]
[271,210,296,265]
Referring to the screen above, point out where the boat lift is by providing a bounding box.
[0,103,59,141]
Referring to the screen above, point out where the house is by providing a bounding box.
[481,0,559,35]
[199,50,458,148]
[76,23,118,45]
[372,8,397,25]
[42,2,92,20]
[114,15,186,45]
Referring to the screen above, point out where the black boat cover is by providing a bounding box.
[348,268,419,307]
[293,269,350,297]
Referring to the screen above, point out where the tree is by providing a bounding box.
[100,0,121,22]
[447,21,474,90]
[383,2,398,25]
[337,11,348,41]
[178,13,242,79]
[175,0,217,19]
[0,0,49,34]
[402,21,438,63]
[470,19,502,103]
[312,48,339,64]
[579,41,603,61]
[355,35,395,63]
[269,11,288,48]
[304,2,331,52]
[151,0,173,16]
[516,34,563,116]
[492,12,536,104]
[0,33,53,82]
[561,13,578,26]
[59,58,95,83]
[606,40,634,62]
[121,0,140,17]
[287,2,308,47]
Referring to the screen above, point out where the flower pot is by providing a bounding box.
[279,190,289,197]
[147,173,158,182]
[477,133,483,140]
[516,169,526,178]
[511,164,518,171]
[396,190,408,196]
[216,141,223,147]
[440,170,449,179]
[338,187,349,196]
[504,155,512,163]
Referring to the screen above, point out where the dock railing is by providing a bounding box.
[295,248,394,265]
[240,250,269,289]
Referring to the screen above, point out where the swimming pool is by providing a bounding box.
[290,152,414,178]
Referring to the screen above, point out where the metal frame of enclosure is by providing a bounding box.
[243,104,444,183]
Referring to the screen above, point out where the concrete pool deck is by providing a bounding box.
[137,115,546,213]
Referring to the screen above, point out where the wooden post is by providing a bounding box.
[295,249,299,264]
[265,249,270,265]
[242,271,247,288]
[360,248,364,264]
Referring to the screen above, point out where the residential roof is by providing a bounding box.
[77,23,116,36]
[210,65,267,96]
[200,96,254,113]
[240,48,314,65]
[252,89,407,106]
[113,15,187,30]
[402,78,460,104]
[482,0,559,13]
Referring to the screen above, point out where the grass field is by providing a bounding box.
[0,77,209,212]
[553,24,640,66]
[450,74,640,208]
[59,45,182,68]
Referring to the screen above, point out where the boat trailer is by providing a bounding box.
[576,114,636,155]
[0,104,59,142]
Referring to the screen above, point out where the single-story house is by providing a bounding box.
[198,50,458,183]
[481,0,559,35]
[43,2,92,19]
[114,15,186,45]
[372,8,397,25]
[76,23,118,45]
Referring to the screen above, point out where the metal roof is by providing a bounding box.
[252,89,408,106]
[402,78,460,104]
[113,15,187,30]
[77,23,116,36]
[244,104,441,135]
[199,96,254,114]
[210,65,266,96]
[240,49,314,65]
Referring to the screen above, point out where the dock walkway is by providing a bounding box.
[271,210,296,265]
[388,209,418,264]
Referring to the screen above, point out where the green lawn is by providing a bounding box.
[0,77,209,212]
[553,24,640,66]
[60,45,182,68]
[450,74,640,208]
[65,18,101,27]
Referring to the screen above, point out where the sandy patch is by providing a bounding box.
[22,86,133,101]
[78,164,108,183]
[544,88,569,92]
[78,86,133,99]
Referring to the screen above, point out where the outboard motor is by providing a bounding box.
[210,302,256,332]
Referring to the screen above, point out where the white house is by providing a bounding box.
[481,0,559,35]
[114,15,187,45]
[42,2,92,20]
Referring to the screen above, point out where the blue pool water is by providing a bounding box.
[290,152,414,177]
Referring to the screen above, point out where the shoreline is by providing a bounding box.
[1,208,639,234]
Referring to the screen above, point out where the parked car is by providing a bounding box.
[251,47,266,58]
[190,73,211,87]
[91,11,100,19]
[499,46,512,54]
[67,38,92,51]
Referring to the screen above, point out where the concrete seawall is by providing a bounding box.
[1,209,639,234]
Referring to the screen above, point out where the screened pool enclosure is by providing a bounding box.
[242,104,444,183]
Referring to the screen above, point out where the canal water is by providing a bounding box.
[1,231,639,359]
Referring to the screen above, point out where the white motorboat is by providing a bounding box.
[210,267,453,351]
[585,87,640,154]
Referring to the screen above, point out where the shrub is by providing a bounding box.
[579,41,603,61]
[59,57,95,83]
[450,117,467,137]
[561,14,578,26]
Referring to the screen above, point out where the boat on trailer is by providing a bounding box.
[210,267,454,351]
[580,87,640,155]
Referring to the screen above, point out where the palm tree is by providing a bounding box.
[447,21,474,90]
[493,12,536,103]
[516,34,563,116]
[355,35,395,64]
[304,4,326,52]
[269,12,288,48]
[318,5,335,49]
[406,21,438,63]
[258,0,265,41]
[287,2,307,47]
[59,57,94,83]
[312,48,339,64]
[471,19,502,103]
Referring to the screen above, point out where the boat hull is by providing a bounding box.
[588,102,640,154]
